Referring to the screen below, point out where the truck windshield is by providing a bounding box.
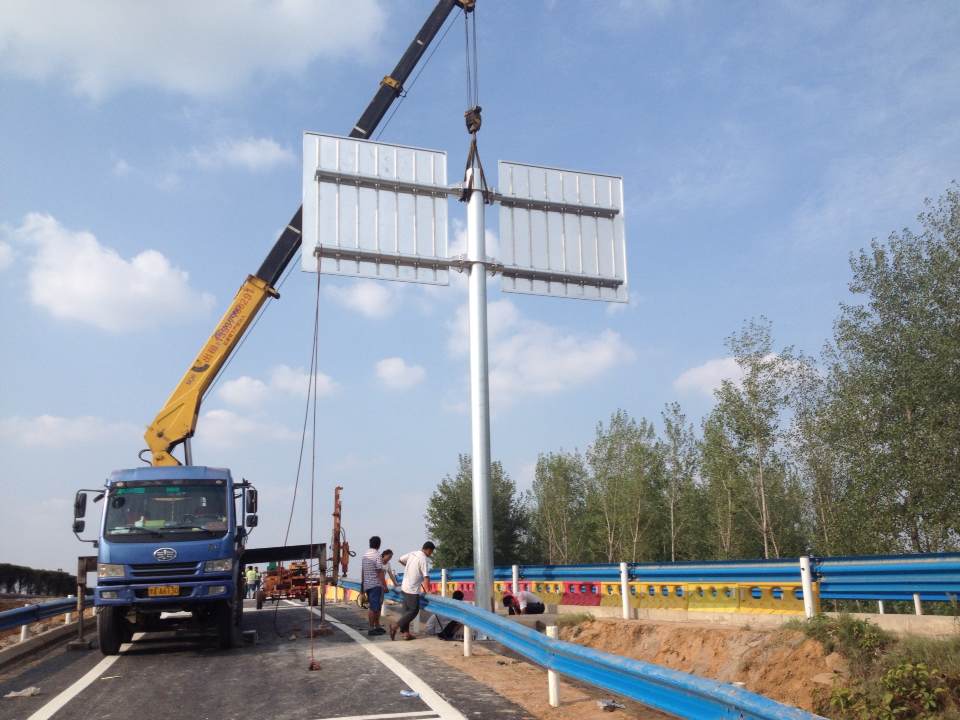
[104,483,228,541]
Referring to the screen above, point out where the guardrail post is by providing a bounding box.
[799,556,815,618]
[20,614,29,643]
[463,625,472,657]
[878,600,885,614]
[619,562,630,620]
[441,569,448,598]
[913,593,923,616]
[512,564,519,595]
[546,625,560,707]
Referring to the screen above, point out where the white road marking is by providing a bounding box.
[27,633,144,720]
[287,602,466,720]
[313,712,440,720]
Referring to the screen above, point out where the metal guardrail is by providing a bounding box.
[430,553,960,603]
[339,579,821,720]
[0,597,77,631]
[817,553,960,602]
[436,560,802,584]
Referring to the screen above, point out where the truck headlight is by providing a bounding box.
[204,558,233,573]
[98,563,124,578]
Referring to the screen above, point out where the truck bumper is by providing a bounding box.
[95,578,234,607]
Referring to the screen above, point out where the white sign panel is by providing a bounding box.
[497,161,627,302]
[302,132,449,285]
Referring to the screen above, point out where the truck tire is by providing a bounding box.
[97,607,123,656]
[217,601,236,649]
[256,589,265,610]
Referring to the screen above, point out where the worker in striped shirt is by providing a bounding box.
[361,536,386,636]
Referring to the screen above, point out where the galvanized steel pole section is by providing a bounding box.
[466,169,494,614]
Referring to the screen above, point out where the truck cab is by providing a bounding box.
[72,466,258,654]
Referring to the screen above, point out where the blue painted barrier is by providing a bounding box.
[427,553,960,604]
[340,579,822,720]
[0,597,77,631]
[816,553,960,602]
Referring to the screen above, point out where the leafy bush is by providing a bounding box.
[791,613,892,670]
[818,662,959,720]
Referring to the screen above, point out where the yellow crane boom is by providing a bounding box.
[144,276,277,466]
[143,0,470,466]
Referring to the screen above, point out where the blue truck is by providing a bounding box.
[66,0,462,657]
[72,466,320,655]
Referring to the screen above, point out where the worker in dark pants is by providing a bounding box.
[390,541,435,641]
[503,590,545,615]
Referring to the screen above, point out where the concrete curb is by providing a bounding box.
[0,622,82,670]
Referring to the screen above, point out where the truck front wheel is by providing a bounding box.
[217,601,236,649]
[97,607,123,655]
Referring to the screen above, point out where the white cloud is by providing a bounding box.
[0,415,139,447]
[0,1,385,99]
[217,365,337,408]
[447,299,632,406]
[196,409,296,449]
[672,353,794,396]
[190,137,293,172]
[375,357,426,390]
[0,241,12,271]
[673,356,743,397]
[269,364,338,398]
[5,213,214,332]
[606,295,642,316]
[112,158,131,177]
[217,376,269,408]
[325,281,396,319]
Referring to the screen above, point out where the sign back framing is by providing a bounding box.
[302,132,450,285]
[497,160,627,302]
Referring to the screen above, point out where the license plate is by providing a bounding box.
[147,585,179,597]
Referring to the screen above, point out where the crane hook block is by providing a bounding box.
[464,105,482,134]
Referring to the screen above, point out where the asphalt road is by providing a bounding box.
[0,600,531,720]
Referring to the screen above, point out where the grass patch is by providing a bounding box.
[790,614,960,718]
[555,612,594,628]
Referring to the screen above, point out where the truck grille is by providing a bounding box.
[129,562,200,578]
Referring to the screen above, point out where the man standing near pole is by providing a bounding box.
[390,541,435,641]
[362,536,386,636]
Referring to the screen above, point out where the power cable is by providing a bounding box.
[307,260,322,670]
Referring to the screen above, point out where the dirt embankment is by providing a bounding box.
[561,618,847,711]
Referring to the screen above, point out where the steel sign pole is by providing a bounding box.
[466,170,494,614]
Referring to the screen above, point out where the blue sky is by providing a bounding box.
[1,1,958,572]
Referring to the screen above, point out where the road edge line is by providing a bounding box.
[295,603,465,720]
[26,633,142,720]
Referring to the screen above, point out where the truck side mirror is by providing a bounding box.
[246,514,258,528]
[72,519,86,533]
[246,488,258,514]
[74,491,88,519]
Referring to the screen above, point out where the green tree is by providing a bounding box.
[584,410,664,562]
[710,318,811,558]
[660,402,702,561]
[530,451,588,564]
[425,454,532,567]
[818,184,960,553]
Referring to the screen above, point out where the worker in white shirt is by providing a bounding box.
[503,589,545,615]
[389,541,435,641]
